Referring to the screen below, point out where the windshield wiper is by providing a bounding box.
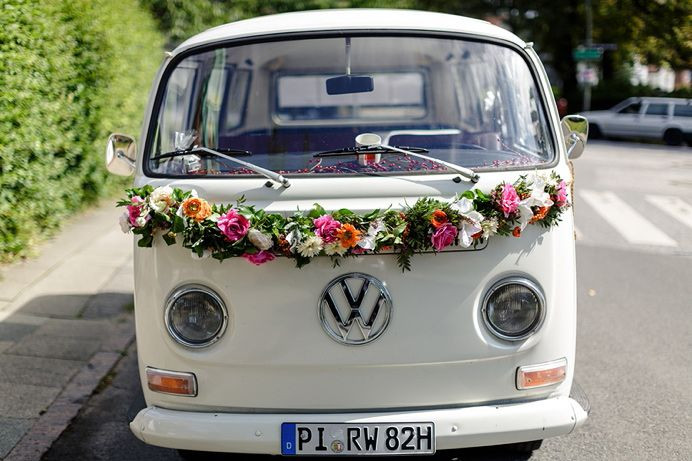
[150,147,251,161]
[314,135,479,183]
[151,147,290,188]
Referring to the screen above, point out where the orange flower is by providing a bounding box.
[430,210,448,228]
[181,197,212,222]
[530,206,550,223]
[277,237,293,257]
[336,224,362,248]
[512,226,522,237]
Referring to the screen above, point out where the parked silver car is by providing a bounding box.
[581,97,692,145]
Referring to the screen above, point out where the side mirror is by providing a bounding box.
[561,114,588,160]
[105,133,136,176]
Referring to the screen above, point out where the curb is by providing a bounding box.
[4,328,135,461]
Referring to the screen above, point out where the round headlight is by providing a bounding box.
[482,277,545,341]
[165,285,228,348]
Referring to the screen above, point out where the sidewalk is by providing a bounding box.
[0,202,134,460]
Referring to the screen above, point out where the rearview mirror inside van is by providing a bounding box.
[326,75,374,95]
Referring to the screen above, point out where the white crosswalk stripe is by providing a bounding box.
[645,195,692,230]
[579,190,677,247]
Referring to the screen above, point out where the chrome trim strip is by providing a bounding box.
[164,284,229,349]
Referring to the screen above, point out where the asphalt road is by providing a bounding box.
[43,141,692,461]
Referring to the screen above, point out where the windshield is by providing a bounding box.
[147,35,554,177]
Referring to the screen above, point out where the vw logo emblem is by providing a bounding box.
[318,273,392,345]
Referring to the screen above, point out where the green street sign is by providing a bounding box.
[573,47,603,61]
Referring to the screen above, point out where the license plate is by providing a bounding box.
[281,422,435,456]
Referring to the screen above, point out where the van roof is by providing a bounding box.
[172,9,526,55]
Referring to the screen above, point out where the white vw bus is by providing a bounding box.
[107,9,589,458]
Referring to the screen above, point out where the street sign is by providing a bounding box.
[573,47,603,61]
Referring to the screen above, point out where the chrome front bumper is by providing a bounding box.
[130,397,588,454]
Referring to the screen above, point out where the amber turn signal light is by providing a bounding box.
[146,367,197,396]
[516,358,567,390]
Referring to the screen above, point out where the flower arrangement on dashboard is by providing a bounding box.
[117,172,569,271]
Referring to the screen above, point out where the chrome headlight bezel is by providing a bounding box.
[481,277,546,341]
[164,284,228,349]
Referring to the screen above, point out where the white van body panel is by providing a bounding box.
[128,9,586,454]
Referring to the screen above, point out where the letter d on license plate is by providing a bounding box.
[281,422,435,455]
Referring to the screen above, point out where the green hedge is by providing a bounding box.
[0,0,164,261]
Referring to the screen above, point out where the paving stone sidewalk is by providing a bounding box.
[0,202,134,460]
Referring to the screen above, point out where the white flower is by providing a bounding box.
[524,172,554,209]
[285,228,302,253]
[118,212,131,233]
[324,242,348,256]
[357,219,385,250]
[516,203,534,231]
[247,228,273,251]
[149,186,175,213]
[512,173,554,231]
[134,216,147,228]
[451,197,475,214]
[451,197,484,248]
[459,211,484,248]
[297,235,323,258]
[481,218,499,239]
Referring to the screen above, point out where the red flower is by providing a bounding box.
[430,209,448,228]
[512,227,521,237]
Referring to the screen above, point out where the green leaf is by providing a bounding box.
[172,216,185,233]
[308,203,326,219]
[162,233,176,245]
[137,235,153,248]
[475,189,490,200]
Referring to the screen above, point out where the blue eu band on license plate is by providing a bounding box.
[281,422,435,456]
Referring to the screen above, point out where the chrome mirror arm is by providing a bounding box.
[116,150,136,168]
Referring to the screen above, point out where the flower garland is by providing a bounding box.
[117,172,569,271]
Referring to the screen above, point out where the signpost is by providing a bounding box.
[573,47,603,61]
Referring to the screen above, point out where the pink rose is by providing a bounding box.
[127,196,145,226]
[243,250,275,265]
[555,180,568,207]
[313,215,341,243]
[217,209,250,242]
[431,222,458,251]
[499,184,520,218]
